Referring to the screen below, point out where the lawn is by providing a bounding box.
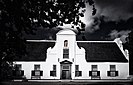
[1,81,133,85]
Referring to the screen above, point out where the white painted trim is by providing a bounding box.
[76,41,115,43]
[26,40,56,42]
[56,29,76,35]
[27,40,115,43]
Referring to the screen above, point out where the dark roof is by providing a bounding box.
[77,42,128,62]
[14,42,55,61]
[14,41,128,62]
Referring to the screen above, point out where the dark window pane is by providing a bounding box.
[75,71,82,77]
[35,70,40,76]
[92,65,97,71]
[63,48,69,58]
[89,71,100,76]
[34,65,40,70]
[63,54,69,58]
[92,71,97,76]
[75,65,79,71]
[110,65,116,71]
[63,49,69,54]
[107,71,118,77]
[64,40,68,47]
[62,65,69,70]
[110,71,116,77]
[53,65,56,71]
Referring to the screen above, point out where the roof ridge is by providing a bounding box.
[26,40,56,42]
[76,41,115,43]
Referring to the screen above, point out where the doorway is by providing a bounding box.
[60,60,72,79]
[61,64,71,79]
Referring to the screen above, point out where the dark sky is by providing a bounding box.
[24,0,133,43]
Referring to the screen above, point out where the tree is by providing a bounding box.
[0,0,96,80]
[125,31,133,75]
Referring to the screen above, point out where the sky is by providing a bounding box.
[24,0,133,43]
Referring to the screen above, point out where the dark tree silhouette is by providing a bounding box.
[125,31,133,75]
[0,0,96,80]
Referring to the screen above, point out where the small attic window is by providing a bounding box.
[64,40,68,47]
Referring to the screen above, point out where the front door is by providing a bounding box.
[61,64,71,79]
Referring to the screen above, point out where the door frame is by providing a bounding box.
[60,60,72,79]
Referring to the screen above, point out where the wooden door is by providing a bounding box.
[61,64,71,79]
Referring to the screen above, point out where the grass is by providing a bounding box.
[1,81,133,85]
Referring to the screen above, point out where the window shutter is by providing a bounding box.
[75,71,78,77]
[89,71,92,76]
[53,71,56,76]
[97,71,100,76]
[50,71,54,76]
[116,71,118,76]
[50,71,52,76]
[79,71,82,76]
[107,71,110,76]
[21,70,24,76]
[32,71,35,76]
[40,71,43,76]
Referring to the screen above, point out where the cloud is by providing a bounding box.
[108,30,131,43]
[82,0,133,34]
[94,0,133,20]
[85,17,101,33]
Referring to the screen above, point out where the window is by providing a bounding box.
[13,64,24,77]
[63,65,69,70]
[15,64,22,70]
[92,71,97,76]
[63,49,69,58]
[53,65,56,71]
[35,70,40,76]
[107,65,118,77]
[110,71,116,77]
[34,64,40,70]
[92,65,97,71]
[31,64,43,78]
[89,71,100,77]
[89,65,100,77]
[63,54,69,58]
[32,70,43,76]
[75,71,82,77]
[63,49,69,54]
[110,65,116,71]
[75,65,82,77]
[64,40,68,47]
[75,65,79,71]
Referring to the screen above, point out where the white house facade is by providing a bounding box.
[13,29,129,80]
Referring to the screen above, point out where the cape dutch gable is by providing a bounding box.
[13,29,129,80]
